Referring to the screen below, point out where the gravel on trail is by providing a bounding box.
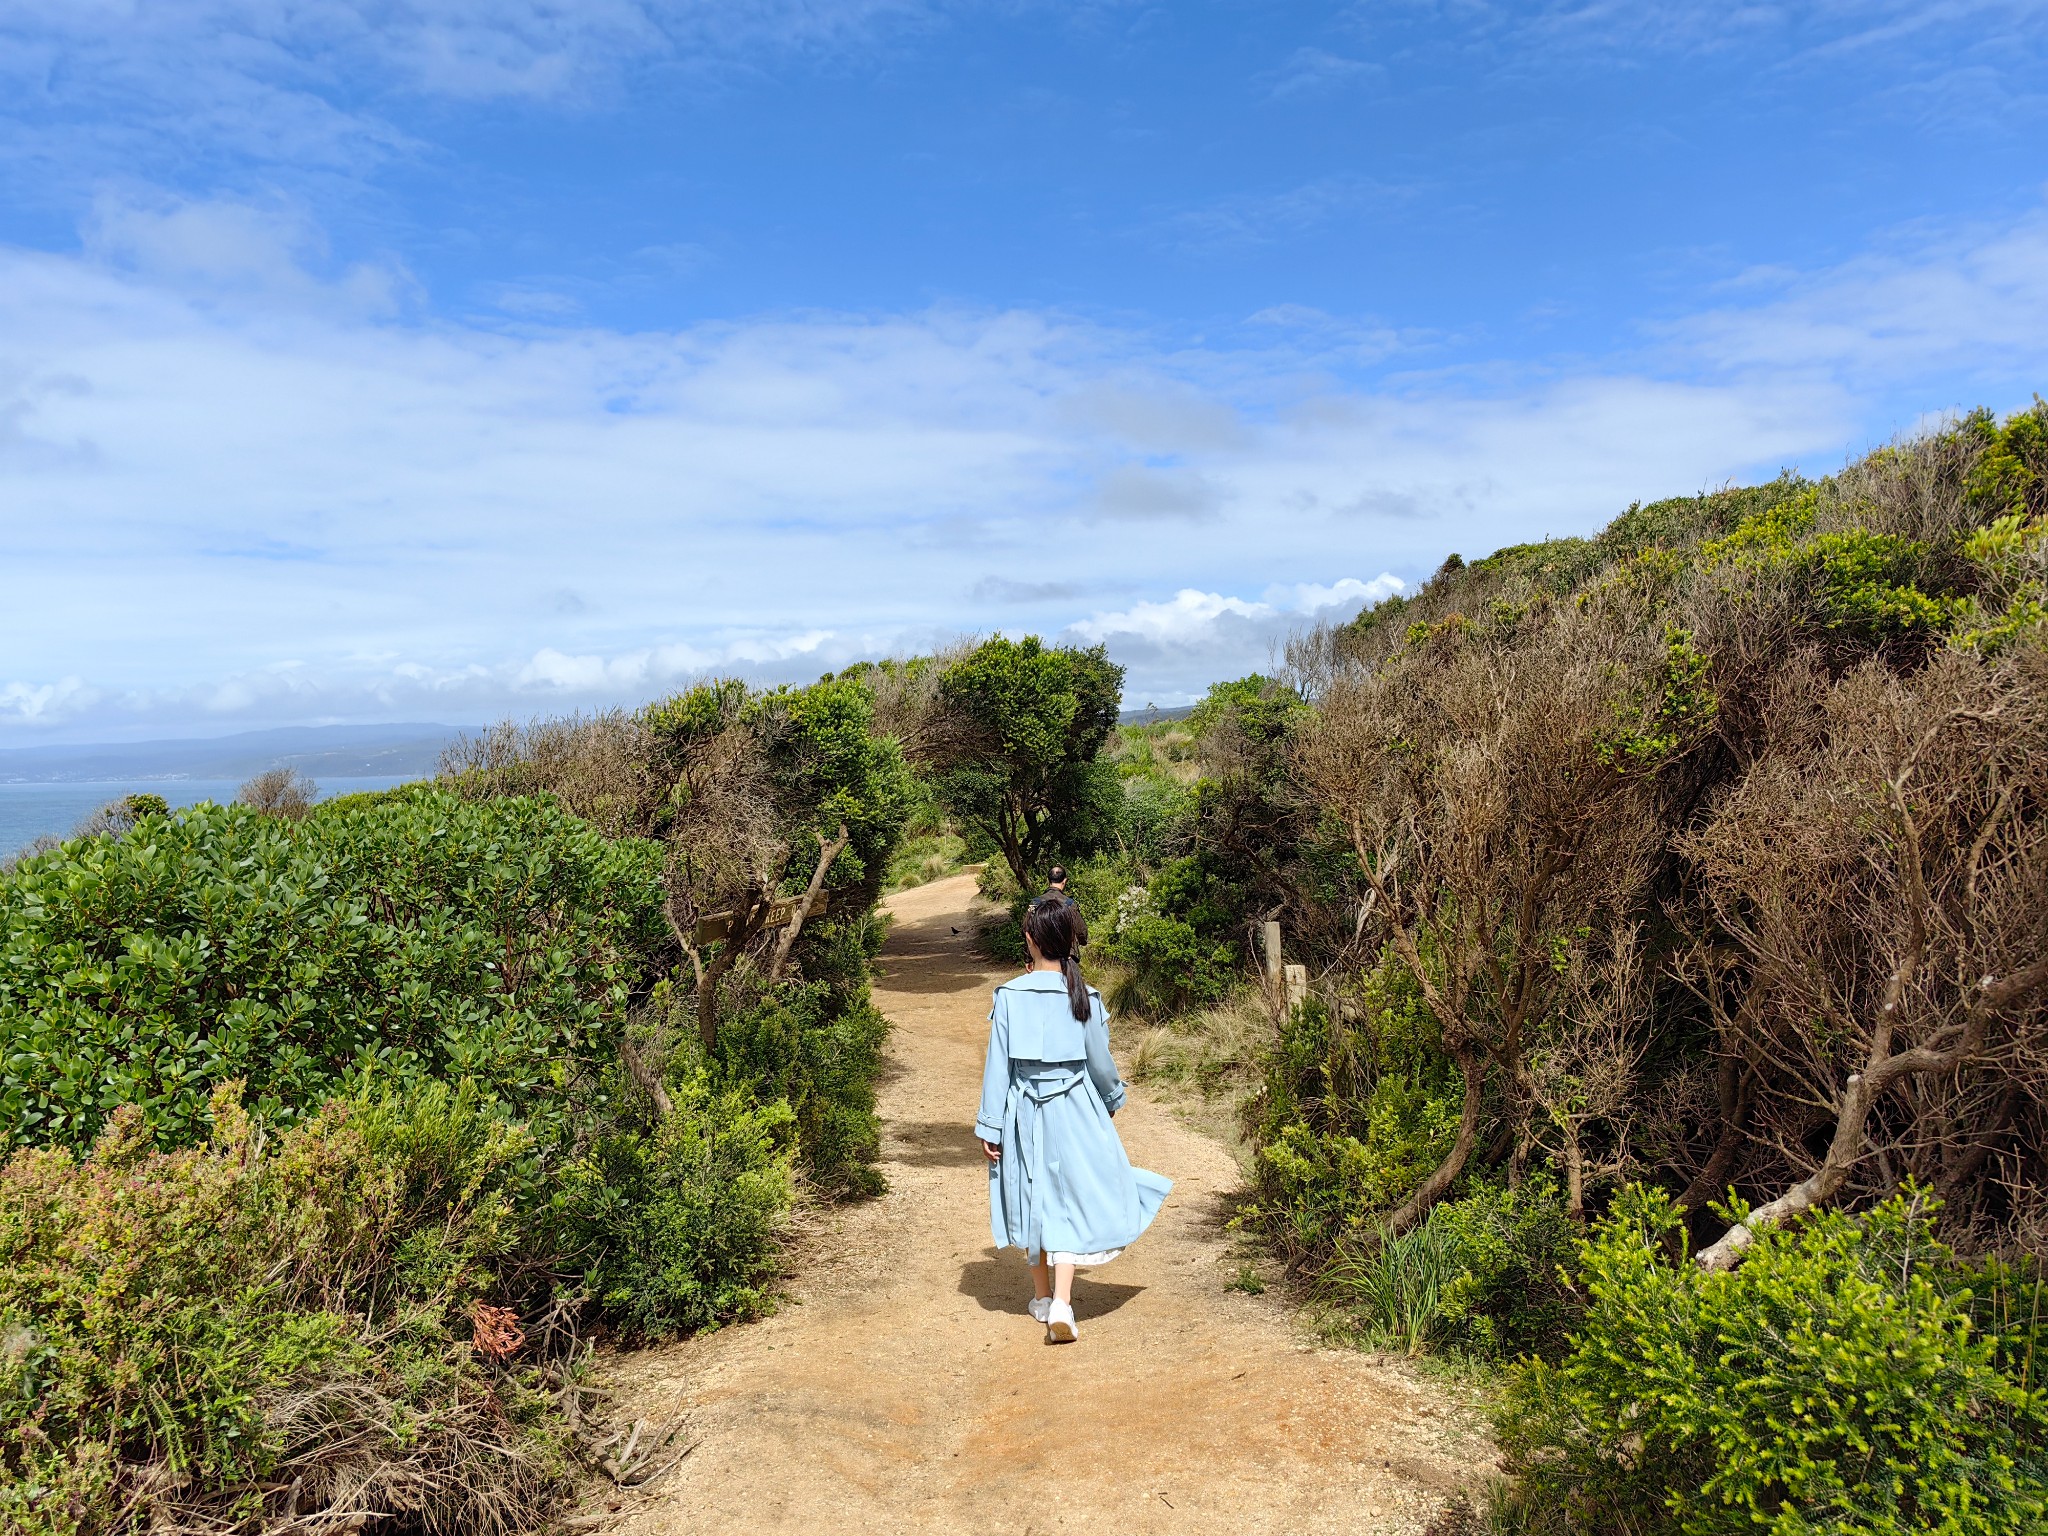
[590,873,1489,1535]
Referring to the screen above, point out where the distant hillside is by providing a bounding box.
[0,723,460,783]
[1118,702,1197,725]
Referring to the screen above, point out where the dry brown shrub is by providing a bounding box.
[438,710,659,837]
[237,766,318,819]
[1686,643,2048,1264]
[1296,605,1678,1232]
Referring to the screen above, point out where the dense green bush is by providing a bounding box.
[1495,1188,2048,1535]
[1242,977,1464,1261]
[553,1070,796,1340]
[1097,909,1236,1019]
[0,790,664,1151]
[931,635,1125,888]
[708,974,891,1196]
[0,1079,568,1534]
[1323,1182,1574,1358]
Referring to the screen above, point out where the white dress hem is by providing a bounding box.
[1046,1247,1123,1267]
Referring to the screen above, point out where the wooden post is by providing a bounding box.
[1284,964,1308,1014]
[1262,921,1284,1016]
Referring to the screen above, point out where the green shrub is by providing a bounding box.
[552,1070,795,1340]
[1098,910,1236,1018]
[1495,1187,2048,1535]
[1242,973,1465,1262]
[0,1079,567,1534]
[1324,1182,1574,1359]
[883,827,971,891]
[0,790,664,1152]
[710,977,890,1196]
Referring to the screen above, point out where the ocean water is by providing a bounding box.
[0,776,422,861]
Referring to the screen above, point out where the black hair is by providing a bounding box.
[1023,894,1091,1022]
[1048,865,1068,886]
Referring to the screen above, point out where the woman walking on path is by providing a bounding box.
[974,895,1171,1343]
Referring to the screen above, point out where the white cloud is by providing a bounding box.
[1072,575,1404,645]
[1671,210,2048,384]
[4,195,2048,740]
[1262,46,1381,100]
[0,677,97,725]
[1071,589,1273,644]
[1271,575,1406,612]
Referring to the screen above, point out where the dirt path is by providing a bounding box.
[594,874,1486,1534]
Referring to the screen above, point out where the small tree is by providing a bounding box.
[932,636,1124,890]
[235,770,316,820]
[645,677,912,1049]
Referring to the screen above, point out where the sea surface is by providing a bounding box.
[0,776,421,861]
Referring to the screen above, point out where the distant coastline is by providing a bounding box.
[0,775,426,860]
[0,723,461,785]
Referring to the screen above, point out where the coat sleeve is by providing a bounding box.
[974,989,1009,1143]
[1083,993,1126,1115]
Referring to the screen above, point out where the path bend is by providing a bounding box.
[596,873,1486,1534]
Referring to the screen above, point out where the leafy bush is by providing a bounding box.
[708,976,890,1195]
[1495,1187,2048,1535]
[1098,910,1235,1018]
[552,1070,796,1340]
[1325,1183,1574,1359]
[0,1079,568,1534]
[1242,978,1465,1261]
[0,790,664,1152]
[931,635,1125,888]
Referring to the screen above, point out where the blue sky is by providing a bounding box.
[4,1,2047,741]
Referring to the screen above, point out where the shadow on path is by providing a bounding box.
[892,1119,991,1169]
[958,1249,1147,1321]
[875,912,1002,998]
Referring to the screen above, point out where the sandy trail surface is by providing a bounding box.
[593,873,1487,1534]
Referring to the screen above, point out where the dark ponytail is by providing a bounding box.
[1023,895,1092,1022]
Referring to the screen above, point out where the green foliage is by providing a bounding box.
[1112,772,1191,866]
[751,675,916,893]
[1962,400,2048,519]
[1326,1182,1574,1360]
[1702,489,1969,640]
[708,977,890,1196]
[642,676,751,766]
[1952,509,2048,652]
[932,635,1125,888]
[0,790,664,1152]
[883,777,973,891]
[1597,625,1720,771]
[1186,672,1306,747]
[1495,1188,2048,1536]
[0,1079,566,1533]
[553,1070,796,1340]
[1098,910,1236,1019]
[1242,980,1465,1260]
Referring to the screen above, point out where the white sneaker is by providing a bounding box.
[1045,1300,1078,1343]
[1028,1296,1053,1324]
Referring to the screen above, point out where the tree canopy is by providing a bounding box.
[931,636,1124,890]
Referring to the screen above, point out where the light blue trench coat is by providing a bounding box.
[973,971,1172,1262]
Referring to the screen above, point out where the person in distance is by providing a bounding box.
[1041,864,1088,947]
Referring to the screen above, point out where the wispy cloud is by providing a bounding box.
[1670,209,2048,384]
[1261,45,1382,100]
[0,0,959,201]
[1348,0,2048,128]
[4,192,2047,736]
[1151,174,1414,257]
